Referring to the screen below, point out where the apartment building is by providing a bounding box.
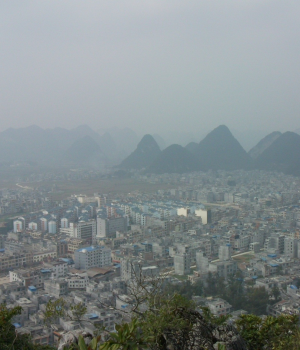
[74,246,111,270]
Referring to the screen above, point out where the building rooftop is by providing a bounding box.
[76,245,107,253]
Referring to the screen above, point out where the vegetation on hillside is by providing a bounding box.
[1,270,299,349]
[165,272,281,316]
[0,304,54,350]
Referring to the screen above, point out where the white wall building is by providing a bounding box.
[60,223,76,236]
[76,220,97,243]
[284,237,297,258]
[28,222,38,231]
[195,209,211,224]
[177,208,189,217]
[40,218,48,232]
[13,220,23,233]
[174,253,191,275]
[196,251,209,273]
[66,273,88,289]
[218,244,231,261]
[33,250,57,263]
[74,246,111,270]
[207,298,232,316]
[61,218,69,229]
[48,220,57,234]
[97,217,127,238]
[43,261,68,278]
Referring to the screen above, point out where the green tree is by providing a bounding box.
[193,279,204,296]
[245,286,269,315]
[42,288,300,350]
[270,285,281,303]
[44,298,87,327]
[66,335,102,350]
[139,293,196,346]
[0,304,54,350]
[223,275,246,311]
[100,319,151,350]
[236,313,299,350]
[204,272,218,296]
[164,279,204,299]
[200,306,231,326]
[215,277,226,299]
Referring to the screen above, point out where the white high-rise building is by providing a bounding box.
[121,258,141,281]
[177,208,189,217]
[96,217,127,238]
[74,246,111,270]
[195,209,211,224]
[196,251,209,273]
[174,253,191,275]
[76,220,96,243]
[61,218,69,228]
[40,218,48,232]
[28,222,38,231]
[60,222,76,236]
[48,220,57,234]
[95,196,106,208]
[284,237,297,258]
[60,220,96,244]
[13,220,23,233]
[218,244,231,261]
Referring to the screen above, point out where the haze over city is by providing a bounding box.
[1,1,300,139]
[2,2,300,350]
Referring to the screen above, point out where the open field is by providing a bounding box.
[232,253,254,263]
[0,213,23,223]
[173,274,189,281]
[17,178,175,200]
[0,179,19,190]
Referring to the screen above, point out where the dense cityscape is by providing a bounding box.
[2,1,300,349]
[0,167,300,347]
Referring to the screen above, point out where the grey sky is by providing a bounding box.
[1,1,300,137]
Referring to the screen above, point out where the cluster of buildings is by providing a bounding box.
[1,169,300,346]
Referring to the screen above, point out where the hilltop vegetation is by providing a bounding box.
[3,299,300,350]
[2,276,300,350]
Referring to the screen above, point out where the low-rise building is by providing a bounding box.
[44,279,68,297]
[66,273,88,289]
[206,298,232,316]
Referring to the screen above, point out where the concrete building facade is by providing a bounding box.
[74,246,111,270]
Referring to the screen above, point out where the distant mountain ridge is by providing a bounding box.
[152,134,166,150]
[185,142,199,154]
[0,125,139,166]
[193,125,251,170]
[3,124,300,175]
[120,125,251,174]
[294,128,300,135]
[98,127,139,158]
[65,135,106,163]
[248,131,281,159]
[146,144,199,174]
[118,134,161,169]
[255,131,300,175]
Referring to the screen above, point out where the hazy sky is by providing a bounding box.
[1,1,300,136]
